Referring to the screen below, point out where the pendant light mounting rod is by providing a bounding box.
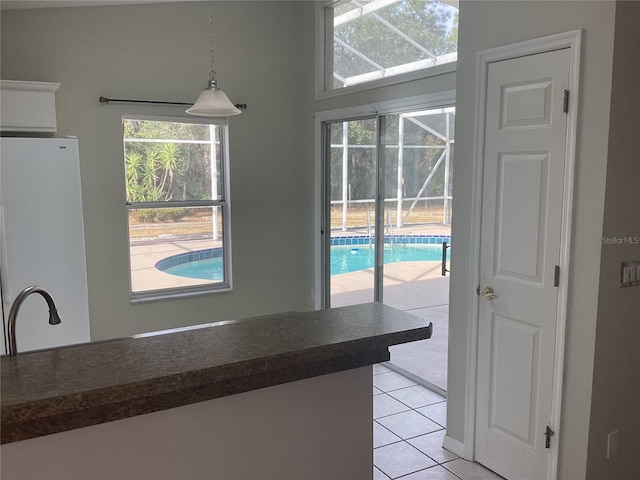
[99,96,246,110]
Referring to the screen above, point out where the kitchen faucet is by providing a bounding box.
[7,286,62,356]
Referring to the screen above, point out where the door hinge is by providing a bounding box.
[554,265,560,287]
[545,425,555,448]
[563,90,569,114]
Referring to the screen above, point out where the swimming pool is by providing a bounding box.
[163,257,224,280]
[331,243,448,275]
[156,248,224,281]
[157,236,450,280]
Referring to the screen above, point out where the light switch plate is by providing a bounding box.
[620,261,640,288]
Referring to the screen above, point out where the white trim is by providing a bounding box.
[313,91,456,308]
[465,30,582,478]
[314,91,456,123]
[443,434,468,460]
[0,79,60,92]
[315,1,330,99]
[548,29,582,480]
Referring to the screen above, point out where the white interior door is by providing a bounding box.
[475,48,570,479]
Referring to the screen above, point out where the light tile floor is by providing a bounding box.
[373,364,504,480]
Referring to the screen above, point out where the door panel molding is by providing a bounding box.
[464,30,582,478]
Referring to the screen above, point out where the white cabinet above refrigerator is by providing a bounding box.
[0,80,60,133]
[1,137,90,354]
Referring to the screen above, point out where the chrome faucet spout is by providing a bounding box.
[7,286,62,356]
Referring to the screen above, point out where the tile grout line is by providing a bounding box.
[373,368,504,480]
[373,368,459,480]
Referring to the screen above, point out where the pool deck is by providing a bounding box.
[130,238,223,292]
[328,224,451,391]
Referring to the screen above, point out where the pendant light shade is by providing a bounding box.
[186,79,241,117]
[186,1,241,118]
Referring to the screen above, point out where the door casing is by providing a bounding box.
[461,30,582,479]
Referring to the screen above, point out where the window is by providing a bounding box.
[123,117,232,300]
[320,0,458,94]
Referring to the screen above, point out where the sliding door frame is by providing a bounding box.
[314,91,456,309]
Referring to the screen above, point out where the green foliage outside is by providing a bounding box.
[334,0,458,84]
[124,119,221,223]
[329,113,452,204]
[133,208,188,223]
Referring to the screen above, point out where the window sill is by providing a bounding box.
[130,284,233,304]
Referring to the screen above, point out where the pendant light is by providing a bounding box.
[186,0,241,117]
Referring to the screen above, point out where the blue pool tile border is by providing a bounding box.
[156,248,224,272]
[157,236,450,273]
[330,234,450,247]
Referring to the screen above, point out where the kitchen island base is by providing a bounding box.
[1,366,372,480]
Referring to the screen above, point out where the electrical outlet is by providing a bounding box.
[607,430,619,459]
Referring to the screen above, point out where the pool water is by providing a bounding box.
[162,244,449,280]
[164,258,224,280]
[331,244,448,275]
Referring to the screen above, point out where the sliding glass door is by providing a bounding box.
[323,118,379,307]
[322,107,455,389]
[322,108,454,307]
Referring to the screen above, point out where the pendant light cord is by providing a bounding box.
[209,0,217,82]
[100,0,246,114]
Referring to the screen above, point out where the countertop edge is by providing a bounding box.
[1,347,393,444]
[1,305,432,444]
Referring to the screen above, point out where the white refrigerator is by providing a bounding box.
[0,137,90,355]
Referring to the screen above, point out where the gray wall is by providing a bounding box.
[1,1,314,339]
[0,0,456,340]
[587,2,640,478]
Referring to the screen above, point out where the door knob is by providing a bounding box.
[479,286,497,300]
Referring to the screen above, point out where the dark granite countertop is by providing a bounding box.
[1,303,431,444]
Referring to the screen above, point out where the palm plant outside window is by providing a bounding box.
[123,117,232,300]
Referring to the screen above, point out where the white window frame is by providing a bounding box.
[123,115,233,302]
[315,0,458,99]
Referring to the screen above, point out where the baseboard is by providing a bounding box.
[443,435,469,460]
[381,362,447,398]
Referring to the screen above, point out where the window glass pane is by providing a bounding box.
[328,119,377,231]
[348,146,376,201]
[330,147,344,201]
[395,108,454,225]
[329,0,458,90]
[124,121,222,202]
[128,206,226,292]
[124,119,210,141]
[330,121,344,144]
[328,118,378,307]
[348,118,376,145]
